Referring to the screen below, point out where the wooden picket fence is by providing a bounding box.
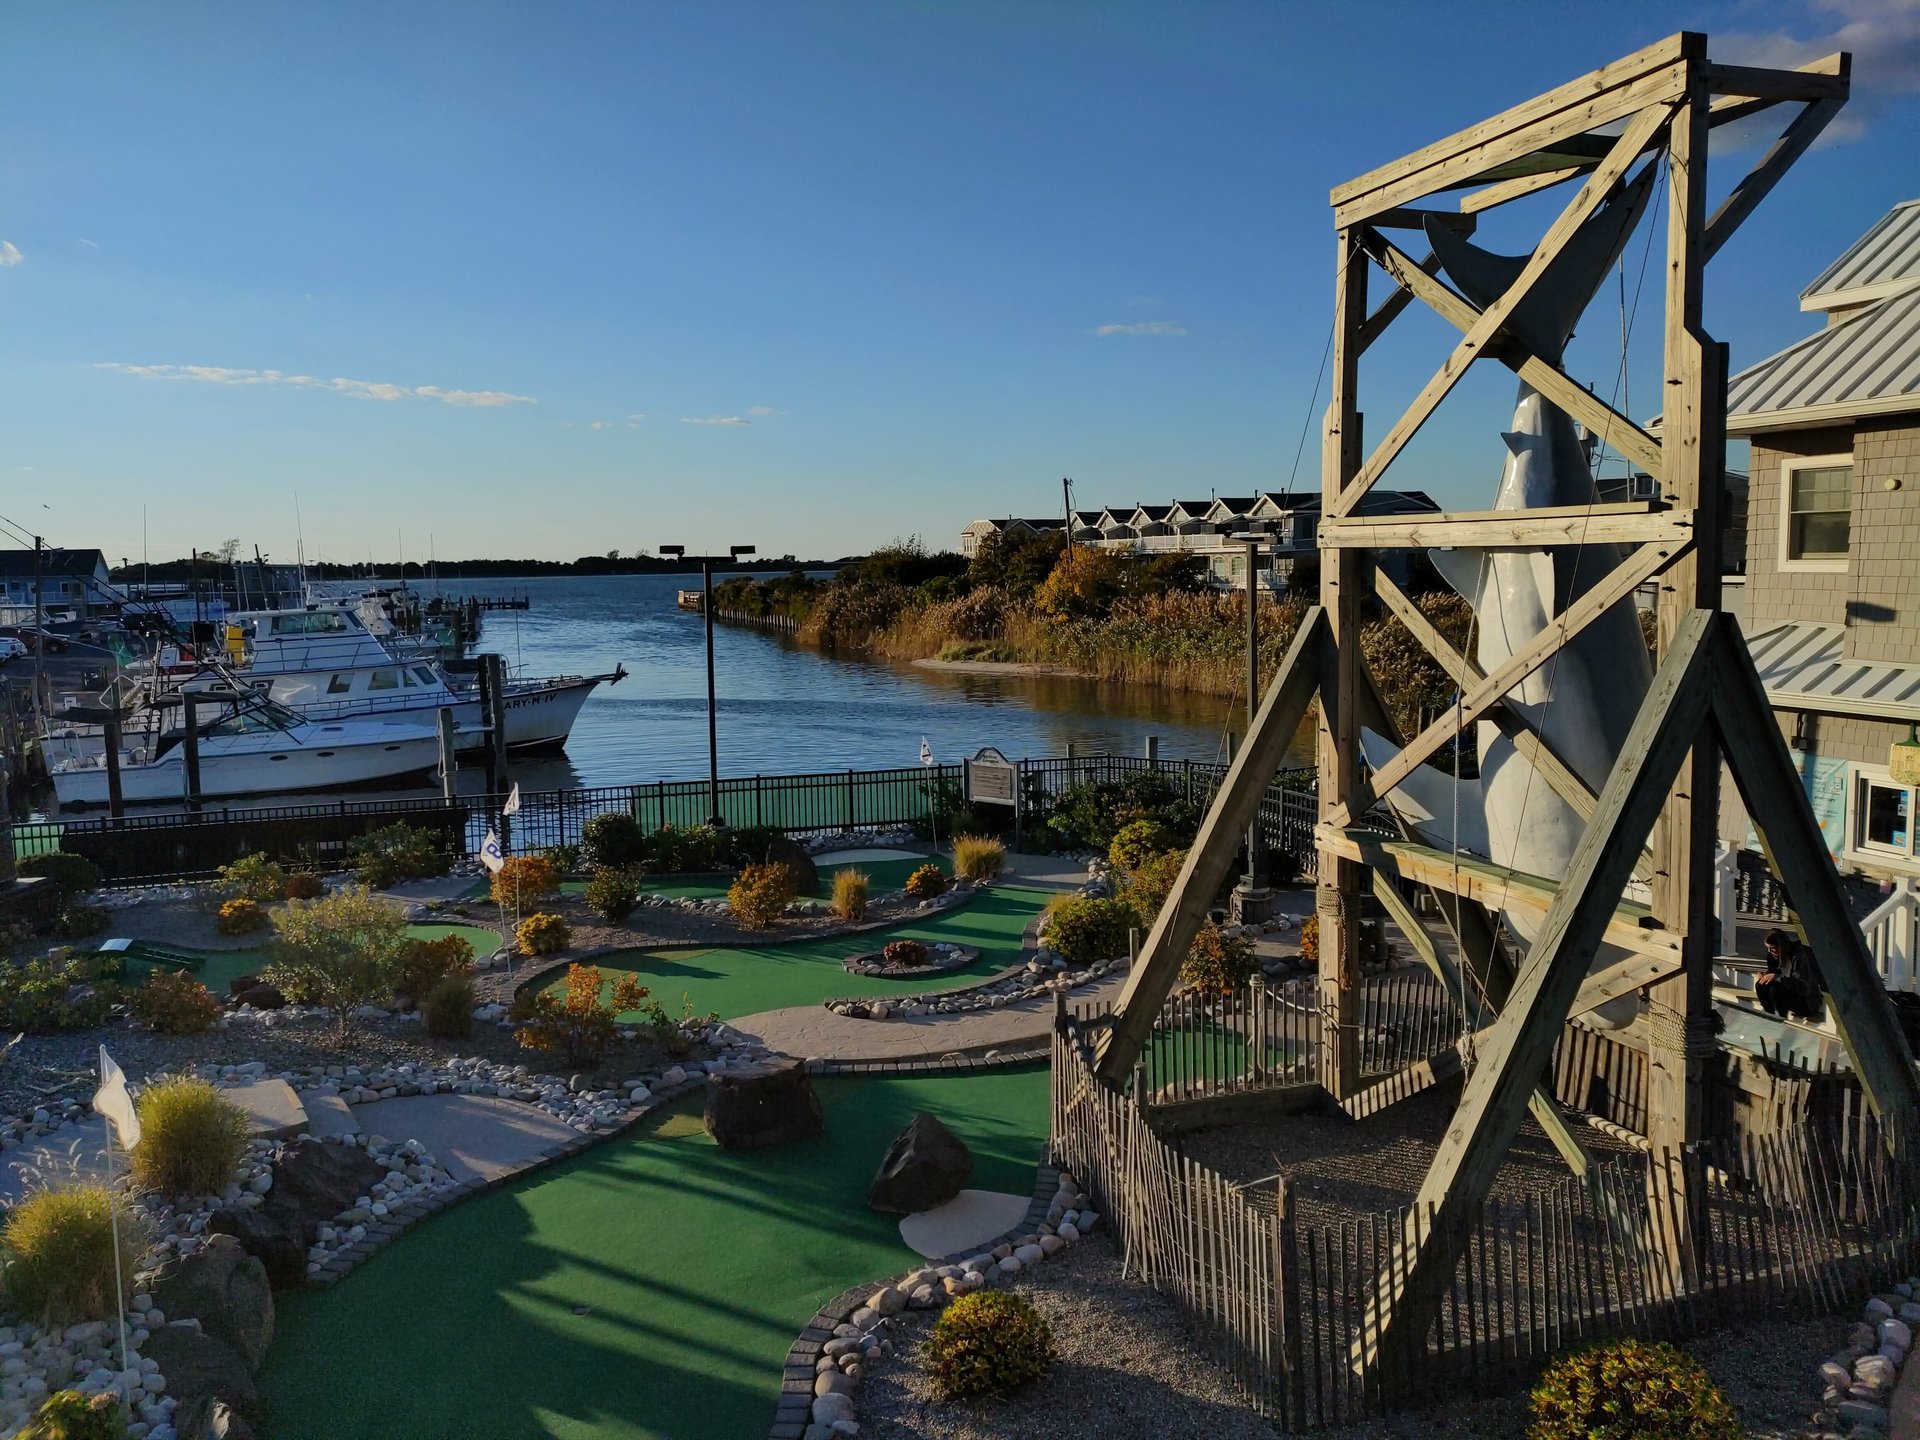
[1050,1008,1920,1431]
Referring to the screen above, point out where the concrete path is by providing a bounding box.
[899,1190,1033,1259]
[0,1117,111,1203]
[995,851,1089,891]
[344,1093,584,1184]
[731,968,1127,1063]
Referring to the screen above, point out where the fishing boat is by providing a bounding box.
[47,689,441,807]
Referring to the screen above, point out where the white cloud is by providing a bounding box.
[679,414,752,426]
[76,238,99,250]
[1717,0,1920,140]
[1093,320,1188,337]
[626,412,646,423]
[0,243,22,267]
[94,362,535,408]
[746,405,778,417]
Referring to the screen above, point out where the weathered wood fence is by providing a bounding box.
[1051,1006,1920,1431]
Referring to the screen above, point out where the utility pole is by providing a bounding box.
[1062,478,1074,548]
[660,543,757,827]
[30,537,44,725]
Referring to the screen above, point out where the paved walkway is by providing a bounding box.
[344,1094,585,1184]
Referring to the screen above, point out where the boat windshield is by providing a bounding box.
[266,611,352,637]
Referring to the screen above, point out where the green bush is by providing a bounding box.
[216,852,287,903]
[215,898,268,936]
[581,812,647,870]
[1529,1339,1740,1440]
[728,863,796,929]
[1,1184,148,1325]
[584,865,645,924]
[131,971,221,1035]
[52,905,108,940]
[263,884,413,1037]
[347,822,449,889]
[1181,922,1258,997]
[538,843,583,874]
[22,1389,127,1440]
[131,1077,250,1198]
[1044,897,1135,967]
[395,934,474,1001]
[1107,818,1174,871]
[641,823,724,873]
[924,1290,1055,1400]
[0,952,121,1033]
[904,863,949,899]
[1042,771,1202,851]
[722,825,786,868]
[17,852,104,900]
[423,973,475,1039]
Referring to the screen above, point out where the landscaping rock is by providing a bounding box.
[703,1057,824,1150]
[263,1138,386,1245]
[207,1206,307,1291]
[145,1327,260,1426]
[868,1111,972,1213]
[183,1397,258,1440]
[762,834,819,894]
[232,983,286,1011]
[153,1235,275,1370]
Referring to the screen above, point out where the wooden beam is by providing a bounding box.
[1363,230,1666,478]
[1369,207,1478,233]
[1095,609,1328,1084]
[1331,34,1693,225]
[1321,502,1687,550]
[1359,608,1719,1372]
[1459,164,1587,214]
[1704,92,1848,263]
[1357,249,1438,355]
[1325,538,1684,827]
[1570,950,1685,1019]
[1701,59,1849,103]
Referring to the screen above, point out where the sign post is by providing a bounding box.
[964,746,1020,848]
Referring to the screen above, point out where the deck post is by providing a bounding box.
[435,707,458,804]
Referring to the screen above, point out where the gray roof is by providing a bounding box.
[1726,285,1920,433]
[1747,621,1920,724]
[1802,199,1920,312]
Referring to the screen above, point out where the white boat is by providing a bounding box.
[216,605,623,753]
[48,691,442,807]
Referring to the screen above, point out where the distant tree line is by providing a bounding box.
[109,553,836,584]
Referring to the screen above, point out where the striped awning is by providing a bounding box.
[1746,621,1920,724]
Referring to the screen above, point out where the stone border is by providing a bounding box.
[1801,1282,1920,1438]
[841,943,979,979]
[767,1151,1064,1439]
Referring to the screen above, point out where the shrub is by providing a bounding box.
[262,884,413,1037]
[538,843,583,874]
[583,865,645,924]
[581,811,647,870]
[882,939,927,967]
[491,855,560,910]
[16,852,104,901]
[131,1077,250,1197]
[282,870,324,900]
[728,863,797,929]
[215,898,267,936]
[1,1185,148,1325]
[53,906,108,940]
[216,852,287,903]
[924,1290,1055,1400]
[831,869,870,921]
[22,1389,127,1440]
[516,912,571,956]
[641,823,723,873]
[951,834,1006,882]
[904,863,949,899]
[1042,770,1203,851]
[347,822,449,889]
[1123,848,1186,927]
[422,973,475,1039]
[1181,922,1259,997]
[1529,1339,1740,1440]
[1045,896,1135,968]
[511,963,648,1067]
[1108,819,1174,872]
[722,825,786,868]
[0,952,121,1033]
[1298,914,1318,967]
[395,934,475,1001]
[131,971,221,1035]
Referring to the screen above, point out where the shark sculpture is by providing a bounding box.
[1361,163,1658,1028]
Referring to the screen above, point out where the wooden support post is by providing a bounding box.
[181,696,202,813]
[436,707,458,804]
[102,659,125,822]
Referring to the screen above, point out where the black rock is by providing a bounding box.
[145,1327,260,1425]
[869,1111,972,1214]
[208,1206,307,1291]
[761,834,819,895]
[152,1235,275,1371]
[232,984,286,1010]
[703,1057,824,1150]
[262,1139,386,1247]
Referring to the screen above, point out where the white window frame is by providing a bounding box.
[1776,452,1852,574]
[1844,761,1920,874]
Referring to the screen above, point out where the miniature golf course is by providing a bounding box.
[116,922,507,997]
[258,1065,1051,1440]
[543,882,1051,1023]
[559,853,945,902]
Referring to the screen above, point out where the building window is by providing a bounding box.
[1848,765,1919,870]
[1779,455,1851,570]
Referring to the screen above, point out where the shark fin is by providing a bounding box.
[1428,545,1488,604]
[1360,727,1491,858]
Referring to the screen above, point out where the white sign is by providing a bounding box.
[965,746,1017,807]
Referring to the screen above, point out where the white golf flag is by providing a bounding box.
[502,783,521,817]
[920,737,934,767]
[93,1046,141,1150]
[479,830,506,873]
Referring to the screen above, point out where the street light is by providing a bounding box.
[1229,531,1275,922]
[659,543,756,826]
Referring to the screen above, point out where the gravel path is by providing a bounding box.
[859,1232,1833,1439]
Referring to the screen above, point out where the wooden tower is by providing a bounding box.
[1094,33,1918,1368]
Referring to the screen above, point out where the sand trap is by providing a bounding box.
[813,848,926,866]
[898,1189,1033,1259]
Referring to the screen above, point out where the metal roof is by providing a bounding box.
[1726,285,1920,434]
[1746,621,1920,724]
[1801,199,1920,312]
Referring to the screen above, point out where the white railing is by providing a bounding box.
[1863,876,1919,992]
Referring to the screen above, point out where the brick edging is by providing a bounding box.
[766,1148,1062,1439]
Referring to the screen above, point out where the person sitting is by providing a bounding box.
[1755,928,1820,1020]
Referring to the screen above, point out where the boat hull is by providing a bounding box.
[51,731,442,807]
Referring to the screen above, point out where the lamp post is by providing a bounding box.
[1229,531,1275,923]
[660,543,756,827]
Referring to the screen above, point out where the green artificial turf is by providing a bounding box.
[544,883,1047,1022]
[258,1066,1050,1440]
[124,922,505,997]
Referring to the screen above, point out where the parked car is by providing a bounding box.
[12,628,69,654]
[0,636,26,662]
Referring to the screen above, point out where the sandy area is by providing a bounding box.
[911,658,1082,677]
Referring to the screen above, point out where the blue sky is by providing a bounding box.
[2,1,1916,567]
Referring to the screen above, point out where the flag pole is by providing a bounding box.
[97,1049,132,1380]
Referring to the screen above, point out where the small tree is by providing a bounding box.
[263,885,412,1037]
[511,964,649,1068]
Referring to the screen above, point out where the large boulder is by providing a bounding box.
[869,1111,972,1213]
[208,1206,306,1291]
[703,1058,824,1150]
[762,834,818,896]
[145,1327,260,1426]
[263,1139,386,1246]
[153,1235,275,1371]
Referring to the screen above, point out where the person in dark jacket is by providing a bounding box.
[1755,928,1820,1020]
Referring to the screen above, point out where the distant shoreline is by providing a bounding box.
[911,657,1082,677]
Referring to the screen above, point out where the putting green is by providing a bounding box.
[543,884,1047,1022]
[130,922,505,997]
[258,1066,1050,1440]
